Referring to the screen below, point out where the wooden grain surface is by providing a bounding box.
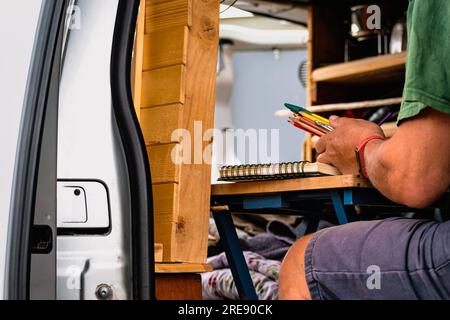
[307,5,346,105]
[142,64,186,108]
[211,175,372,196]
[131,2,146,121]
[143,26,189,71]
[154,243,164,263]
[152,183,179,224]
[155,263,212,274]
[138,0,219,263]
[145,0,192,32]
[140,103,183,145]
[155,273,202,300]
[153,221,176,259]
[312,52,406,84]
[147,143,180,184]
[174,0,220,263]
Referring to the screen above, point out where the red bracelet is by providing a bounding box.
[355,135,385,178]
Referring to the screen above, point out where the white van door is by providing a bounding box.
[1,0,155,300]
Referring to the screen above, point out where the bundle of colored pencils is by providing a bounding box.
[285,103,333,137]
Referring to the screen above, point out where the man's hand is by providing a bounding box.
[315,116,385,175]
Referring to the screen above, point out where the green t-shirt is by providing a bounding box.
[399,0,450,122]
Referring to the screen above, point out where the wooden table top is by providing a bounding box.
[211,175,372,196]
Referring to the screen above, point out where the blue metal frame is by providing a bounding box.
[211,189,358,300]
[243,194,288,210]
[330,190,350,224]
[344,189,396,206]
[212,210,258,300]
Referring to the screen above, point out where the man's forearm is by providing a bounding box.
[316,109,450,208]
[364,139,401,202]
[364,131,446,209]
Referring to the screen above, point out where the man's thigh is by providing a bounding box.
[279,233,315,300]
[281,218,450,300]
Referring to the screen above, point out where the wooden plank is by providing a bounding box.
[141,0,219,264]
[132,0,146,121]
[155,274,202,300]
[154,221,176,261]
[152,183,179,224]
[211,175,372,196]
[140,104,183,145]
[141,65,185,107]
[143,26,188,71]
[307,5,346,106]
[154,243,164,263]
[145,0,191,33]
[303,134,313,162]
[174,0,220,263]
[312,52,406,84]
[147,144,180,184]
[307,5,315,106]
[155,263,212,274]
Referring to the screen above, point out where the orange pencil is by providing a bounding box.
[288,118,324,137]
[292,114,329,135]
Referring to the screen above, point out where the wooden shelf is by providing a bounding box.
[308,97,402,114]
[304,3,409,161]
[312,52,406,85]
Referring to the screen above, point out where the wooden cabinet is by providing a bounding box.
[305,1,409,161]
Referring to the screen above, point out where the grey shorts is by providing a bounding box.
[305,217,450,300]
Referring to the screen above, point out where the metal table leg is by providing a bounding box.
[212,210,258,300]
[330,190,350,224]
[296,215,320,237]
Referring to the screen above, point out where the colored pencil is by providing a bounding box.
[292,116,329,135]
[298,111,326,125]
[291,113,331,134]
[314,120,333,132]
[294,121,324,137]
[288,118,325,137]
[284,102,335,136]
[285,103,330,124]
[377,112,393,126]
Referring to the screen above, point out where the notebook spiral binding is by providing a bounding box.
[218,161,313,182]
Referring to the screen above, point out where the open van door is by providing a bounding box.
[1,0,154,300]
[4,0,66,300]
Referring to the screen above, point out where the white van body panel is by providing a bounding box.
[57,0,132,300]
[0,1,43,299]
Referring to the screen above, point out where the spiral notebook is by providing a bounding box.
[218,161,340,182]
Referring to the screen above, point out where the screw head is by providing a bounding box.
[96,284,113,300]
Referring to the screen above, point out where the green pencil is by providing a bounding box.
[284,103,330,125]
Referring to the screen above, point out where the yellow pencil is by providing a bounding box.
[299,111,330,125]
